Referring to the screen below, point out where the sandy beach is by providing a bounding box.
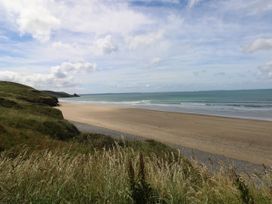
[58,103,272,165]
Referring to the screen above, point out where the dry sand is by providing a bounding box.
[58,103,272,165]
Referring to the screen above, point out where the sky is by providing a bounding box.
[0,0,272,94]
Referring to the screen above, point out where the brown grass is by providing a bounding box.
[0,146,271,203]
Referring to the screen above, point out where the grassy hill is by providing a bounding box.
[0,81,271,203]
[0,81,79,151]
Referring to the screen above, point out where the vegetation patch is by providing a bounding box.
[0,81,80,150]
[0,124,6,134]
[0,147,271,203]
[0,97,21,109]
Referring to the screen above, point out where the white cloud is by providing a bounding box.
[0,71,20,82]
[223,0,272,15]
[93,35,118,55]
[244,38,272,52]
[58,1,152,35]
[51,62,96,79]
[0,71,57,88]
[126,31,164,50]
[46,41,88,62]
[150,57,161,65]
[259,62,272,79]
[187,0,202,9]
[139,0,180,3]
[52,41,73,50]
[145,84,150,88]
[0,62,96,89]
[0,0,152,41]
[0,0,60,42]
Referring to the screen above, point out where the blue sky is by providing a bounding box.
[0,0,272,93]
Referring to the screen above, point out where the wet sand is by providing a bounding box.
[58,103,272,165]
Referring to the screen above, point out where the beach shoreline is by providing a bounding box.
[72,121,264,173]
[59,99,272,122]
[58,102,272,166]
[59,89,272,122]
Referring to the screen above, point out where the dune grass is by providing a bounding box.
[0,145,271,204]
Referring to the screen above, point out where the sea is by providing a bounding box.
[60,89,272,121]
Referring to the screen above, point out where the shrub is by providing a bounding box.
[41,120,80,140]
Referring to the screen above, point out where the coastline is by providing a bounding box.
[59,89,272,122]
[58,102,272,166]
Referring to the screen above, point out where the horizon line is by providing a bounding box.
[77,88,272,95]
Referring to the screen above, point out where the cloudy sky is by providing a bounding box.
[0,0,272,93]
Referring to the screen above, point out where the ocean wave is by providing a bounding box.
[59,99,153,105]
[60,98,272,109]
[204,103,272,108]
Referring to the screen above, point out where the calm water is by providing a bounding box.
[61,89,272,121]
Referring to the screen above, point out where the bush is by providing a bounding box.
[76,133,117,149]
[41,120,80,140]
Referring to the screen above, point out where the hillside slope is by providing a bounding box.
[0,81,79,150]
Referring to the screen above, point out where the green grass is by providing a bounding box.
[0,81,58,106]
[0,81,79,151]
[0,81,271,203]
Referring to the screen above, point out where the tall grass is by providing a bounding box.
[0,146,271,203]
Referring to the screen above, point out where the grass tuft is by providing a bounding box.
[128,153,158,204]
[232,170,255,204]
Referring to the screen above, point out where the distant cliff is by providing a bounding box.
[42,90,80,98]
